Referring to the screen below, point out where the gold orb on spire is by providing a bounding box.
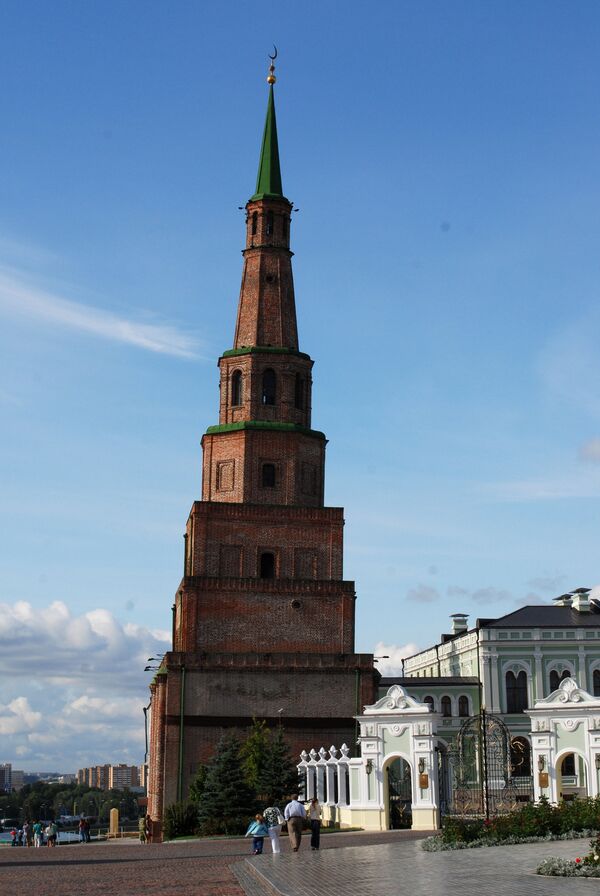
[267,45,277,84]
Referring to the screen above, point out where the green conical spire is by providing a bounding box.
[251,84,284,201]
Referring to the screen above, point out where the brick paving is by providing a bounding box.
[241,836,600,896]
[0,830,424,896]
[1,830,594,896]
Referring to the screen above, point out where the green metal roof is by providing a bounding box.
[250,84,283,201]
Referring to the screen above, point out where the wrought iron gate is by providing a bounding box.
[438,710,534,818]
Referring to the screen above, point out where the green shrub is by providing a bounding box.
[431,797,600,851]
[163,801,199,840]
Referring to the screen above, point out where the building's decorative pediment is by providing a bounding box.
[363,684,430,715]
[534,677,597,708]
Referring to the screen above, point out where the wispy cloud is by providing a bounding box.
[527,573,566,593]
[482,470,600,501]
[580,438,600,464]
[0,267,200,359]
[536,306,600,420]
[406,584,440,603]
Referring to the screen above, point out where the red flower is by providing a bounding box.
[575,858,582,863]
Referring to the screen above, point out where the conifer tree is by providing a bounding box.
[258,726,302,806]
[240,718,270,795]
[196,734,256,835]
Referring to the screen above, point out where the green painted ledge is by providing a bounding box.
[221,346,311,360]
[205,421,326,440]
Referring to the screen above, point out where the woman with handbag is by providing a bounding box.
[263,804,285,854]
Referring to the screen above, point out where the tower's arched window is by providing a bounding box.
[550,668,570,693]
[282,216,288,242]
[266,211,274,236]
[262,463,276,488]
[441,696,452,717]
[294,373,305,410]
[458,696,469,718]
[594,669,600,697]
[260,552,275,579]
[231,370,243,406]
[251,212,258,235]
[262,369,276,405]
[506,670,528,713]
[424,696,434,711]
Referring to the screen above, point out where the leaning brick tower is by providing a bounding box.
[147,60,376,828]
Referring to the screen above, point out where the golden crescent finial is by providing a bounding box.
[267,45,277,84]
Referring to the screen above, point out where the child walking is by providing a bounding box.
[245,813,269,855]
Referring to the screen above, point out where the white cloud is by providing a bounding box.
[0,697,42,736]
[580,439,600,464]
[0,600,170,770]
[406,584,440,603]
[0,267,200,359]
[373,641,421,676]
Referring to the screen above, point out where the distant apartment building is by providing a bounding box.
[10,770,24,791]
[76,764,139,791]
[0,764,11,793]
[109,764,139,790]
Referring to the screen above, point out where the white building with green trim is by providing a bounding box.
[298,586,600,830]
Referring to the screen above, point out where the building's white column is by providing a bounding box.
[337,763,348,805]
[578,647,588,692]
[534,649,544,700]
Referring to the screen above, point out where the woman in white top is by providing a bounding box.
[263,805,284,854]
[308,797,322,850]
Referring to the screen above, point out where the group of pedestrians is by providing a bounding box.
[10,820,56,847]
[245,795,322,856]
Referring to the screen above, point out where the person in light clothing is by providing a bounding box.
[283,794,306,852]
[308,797,322,850]
[263,805,284,854]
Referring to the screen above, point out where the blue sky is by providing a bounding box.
[1,1,600,770]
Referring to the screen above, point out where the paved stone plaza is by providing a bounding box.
[1,831,597,896]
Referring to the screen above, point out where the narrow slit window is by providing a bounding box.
[231,370,243,406]
[260,552,275,579]
[251,212,258,235]
[266,211,274,236]
[294,373,305,410]
[262,369,276,405]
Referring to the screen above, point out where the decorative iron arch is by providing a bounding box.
[447,709,533,818]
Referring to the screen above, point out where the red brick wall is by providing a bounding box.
[186,503,343,579]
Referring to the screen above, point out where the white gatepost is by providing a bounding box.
[350,684,441,831]
[527,678,600,803]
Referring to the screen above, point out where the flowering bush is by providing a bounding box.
[424,796,600,852]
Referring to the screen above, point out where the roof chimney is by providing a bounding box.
[450,613,469,636]
[553,593,573,607]
[572,588,591,613]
